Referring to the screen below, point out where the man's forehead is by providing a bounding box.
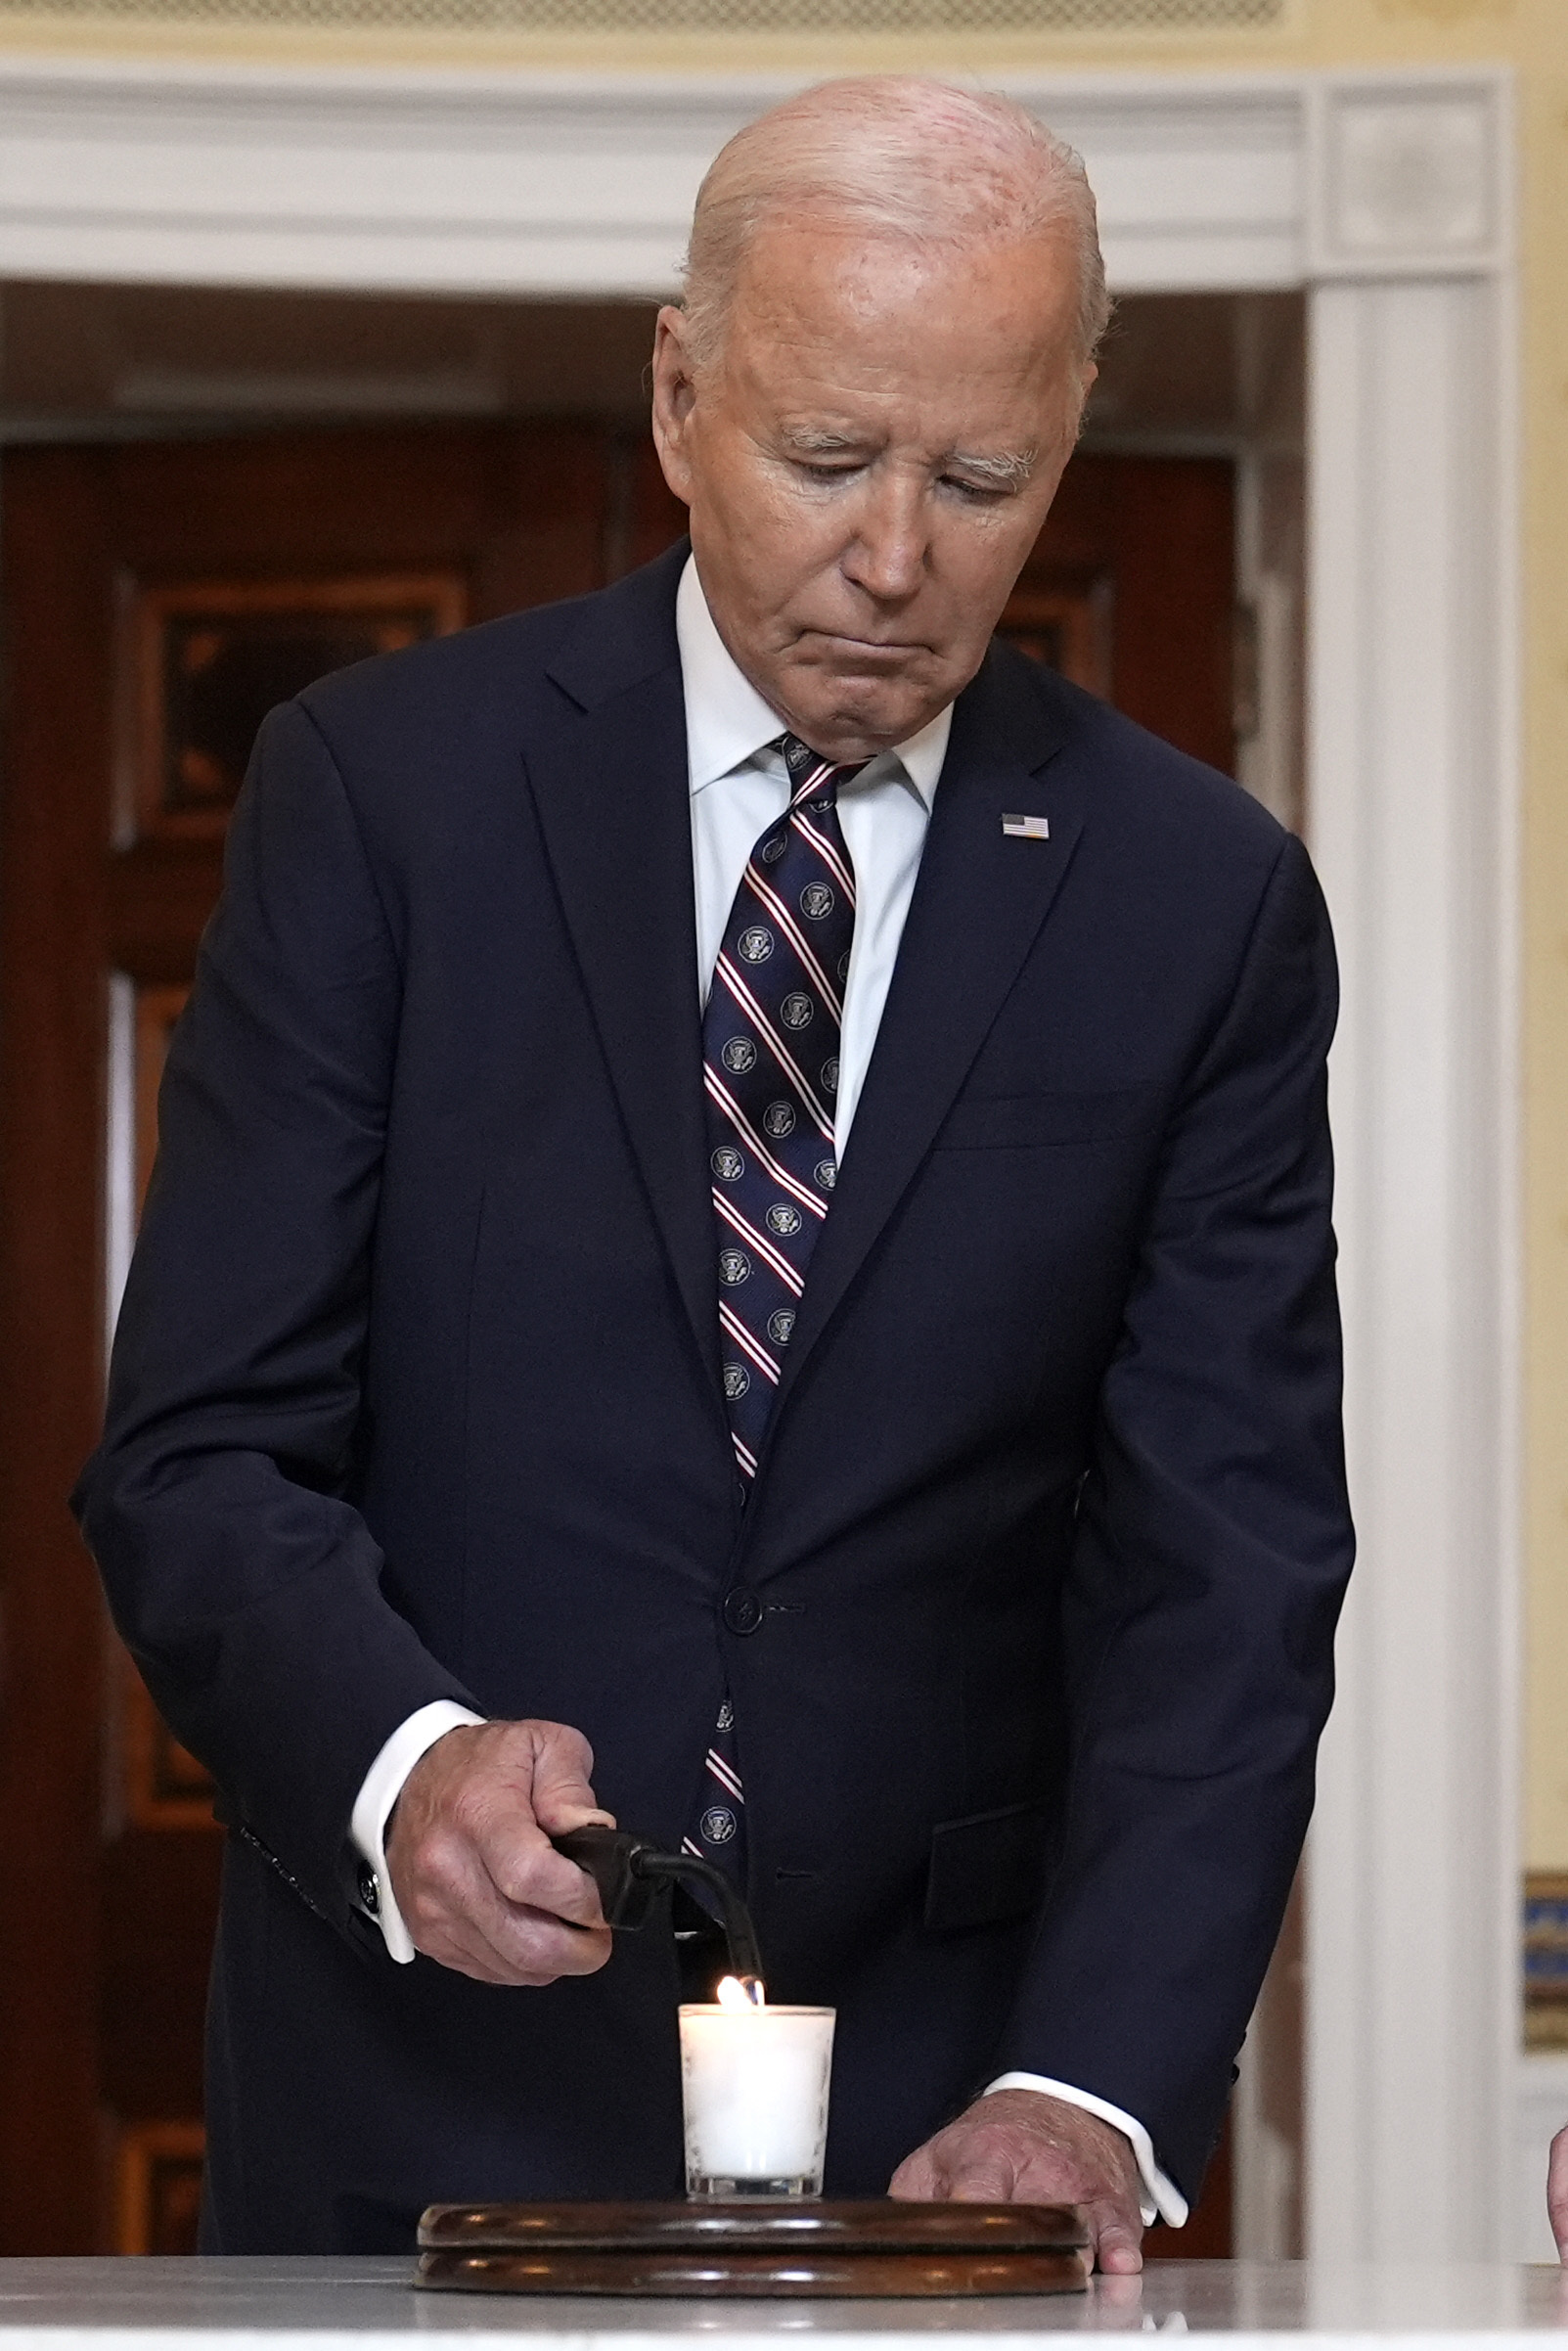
[718,251,1079,421]
[731,214,1079,322]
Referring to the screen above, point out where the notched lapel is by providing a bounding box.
[767,652,1086,1424]
[526,560,721,1397]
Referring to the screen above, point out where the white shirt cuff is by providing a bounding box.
[349,1700,485,1964]
[982,2072,1188,2229]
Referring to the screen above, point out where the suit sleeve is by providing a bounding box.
[994,829,1353,2201]
[73,699,477,1933]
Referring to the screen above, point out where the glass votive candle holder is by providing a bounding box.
[678,2001,835,2199]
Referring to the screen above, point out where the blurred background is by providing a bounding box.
[0,0,1556,2277]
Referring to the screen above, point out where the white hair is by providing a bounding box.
[681,76,1111,378]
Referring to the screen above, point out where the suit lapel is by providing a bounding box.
[766,650,1085,1426]
[525,548,722,1396]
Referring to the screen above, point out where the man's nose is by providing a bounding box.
[842,479,928,603]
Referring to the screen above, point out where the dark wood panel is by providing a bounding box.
[998,578,1113,699]
[0,447,115,2253]
[1017,452,1236,776]
[131,986,188,1218]
[102,424,610,619]
[121,1652,215,1831]
[99,1832,221,2117]
[622,433,689,577]
[112,2121,206,2255]
[107,847,224,982]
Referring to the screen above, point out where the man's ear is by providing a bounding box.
[1069,359,1098,446]
[650,305,698,508]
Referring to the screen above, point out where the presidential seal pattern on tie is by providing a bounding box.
[700,731,860,1486]
[684,732,861,1890]
[683,1695,748,1883]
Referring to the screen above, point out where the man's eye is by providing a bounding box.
[942,475,1008,502]
[798,460,862,481]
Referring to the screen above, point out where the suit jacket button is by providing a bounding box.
[723,1586,764,1635]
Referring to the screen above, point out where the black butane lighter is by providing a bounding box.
[552,1824,765,1992]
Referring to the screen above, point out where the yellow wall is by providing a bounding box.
[2,0,1564,1854]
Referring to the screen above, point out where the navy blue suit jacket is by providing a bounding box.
[75,540,1352,2251]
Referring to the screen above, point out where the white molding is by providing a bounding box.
[0,48,1521,2265]
[0,60,1504,296]
[1303,266,1519,2260]
[1516,2056,1568,2263]
[1306,69,1509,281]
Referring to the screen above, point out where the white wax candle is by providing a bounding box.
[679,2003,835,2192]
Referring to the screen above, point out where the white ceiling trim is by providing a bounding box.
[0,59,1507,295]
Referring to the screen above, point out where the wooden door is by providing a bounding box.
[0,433,1233,2256]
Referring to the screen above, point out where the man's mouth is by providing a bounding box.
[798,631,927,666]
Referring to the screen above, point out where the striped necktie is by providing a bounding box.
[683,732,861,1889]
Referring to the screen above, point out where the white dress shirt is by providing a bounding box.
[348,556,1186,2230]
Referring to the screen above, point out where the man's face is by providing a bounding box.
[651,219,1092,761]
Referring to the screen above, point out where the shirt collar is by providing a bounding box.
[676,552,951,811]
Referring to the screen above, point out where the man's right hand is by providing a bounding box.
[384,1719,615,1985]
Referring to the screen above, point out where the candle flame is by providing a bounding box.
[716,1973,767,2010]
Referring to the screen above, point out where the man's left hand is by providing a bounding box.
[1548,2123,1568,2261]
[889,2090,1145,2274]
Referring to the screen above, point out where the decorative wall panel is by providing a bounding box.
[112,2121,205,2255]
[1309,79,1505,278]
[134,983,185,1208]
[999,580,1113,700]
[1525,1876,1568,2049]
[121,978,216,1831]
[123,572,465,845]
[121,1661,215,1832]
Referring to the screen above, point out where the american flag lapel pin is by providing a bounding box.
[1002,813,1051,841]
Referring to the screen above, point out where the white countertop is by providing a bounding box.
[2,2260,1568,2350]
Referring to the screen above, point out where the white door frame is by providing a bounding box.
[0,52,1521,2261]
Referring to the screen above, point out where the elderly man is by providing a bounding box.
[75,77,1352,2265]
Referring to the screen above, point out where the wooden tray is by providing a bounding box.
[415,2198,1090,2298]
